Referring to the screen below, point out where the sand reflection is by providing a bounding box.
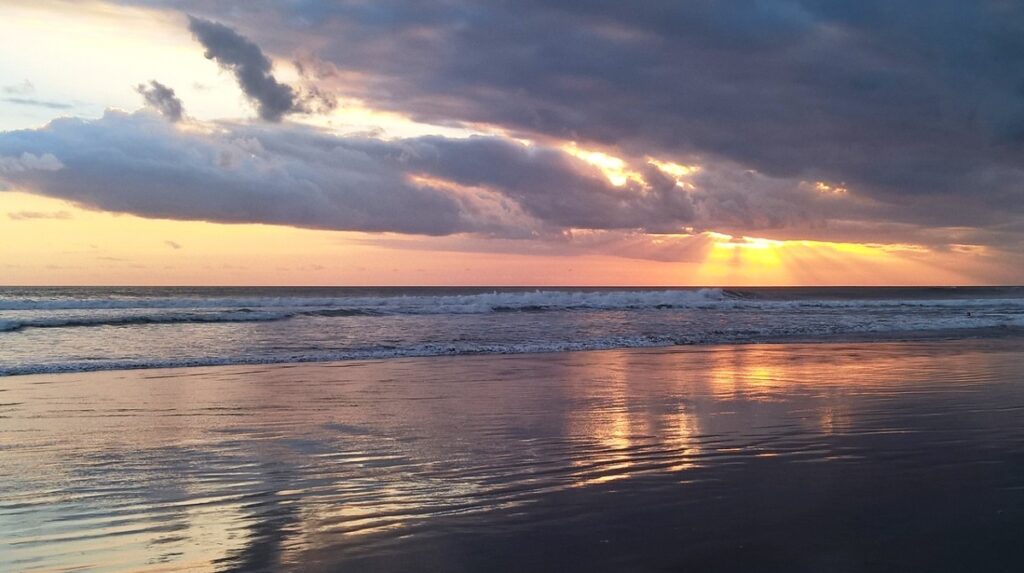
[2,340,1018,571]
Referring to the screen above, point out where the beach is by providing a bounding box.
[6,1,1024,570]
[5,339,1024,572]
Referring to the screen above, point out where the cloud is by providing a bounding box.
[0,153,64,174]
[3,80,34,95]
[295,85,337,115]
[3,79,72,109]
[353,228,719,263]
[0,111,703,237]
[4,109,1016,252]
[135,80,184,122]
[10,0,1024,258]
[7,210,72,221]
[2,80,72,109]
[165,240,183,249]
[164,0,1024,235]
[187,16,298,122]
[2,97,73,110]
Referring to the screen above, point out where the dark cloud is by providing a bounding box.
[165,0,1024,236]
[388,136,696,230]
[0,112,464,234]
[135,80,184,122]
[187,15,298,121]
[295,85,337,115]
[4,109,1016,253]
[0,111,702,237]
[292,58,338,114]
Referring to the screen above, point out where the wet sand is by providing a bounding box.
[4,339,1024,572]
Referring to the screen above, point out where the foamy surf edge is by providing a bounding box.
[5,325,1024,377]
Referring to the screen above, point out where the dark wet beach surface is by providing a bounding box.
[3,339,1024,571]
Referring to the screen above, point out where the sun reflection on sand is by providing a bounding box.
[562,351,707,484]
[2,341,1020,571]
[564,352,641,486]
[704,347,791,401]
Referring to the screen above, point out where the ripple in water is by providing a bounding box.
[3,340,1024,571]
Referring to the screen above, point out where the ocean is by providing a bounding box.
[2,286,1024,376]
[5,287,1024,571]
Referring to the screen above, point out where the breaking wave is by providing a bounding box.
[2,288,1024,334]
[0,311,291,332]
[3,287,1024,376]
[0,288,730,313]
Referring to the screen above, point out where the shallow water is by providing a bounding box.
[3,340,1024,571]
[3,286,1024,375]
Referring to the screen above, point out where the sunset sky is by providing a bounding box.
[2,0,1023,285]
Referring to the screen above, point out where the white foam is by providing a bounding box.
[4,314,1024,377]
[0,336,678,376]
[3,289,1024,376]
[0,310,291,332]
[4,289,1024,316]
[0,288,729,313]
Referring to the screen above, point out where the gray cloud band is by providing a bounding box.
[3,110,1017,255]
[0,111,706,237]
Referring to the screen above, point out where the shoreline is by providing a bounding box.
[5,285,1023,379]
[4,329,1023,381]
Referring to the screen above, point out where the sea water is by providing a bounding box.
[2,286,1024,375]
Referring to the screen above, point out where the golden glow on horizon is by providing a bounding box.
[2,1,1017,287]
[0,191,1006,286]
[0,192,683,285]
[691,231,992,286]
[707,232,784,250]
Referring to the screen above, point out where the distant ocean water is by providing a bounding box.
[2,286,1023,376]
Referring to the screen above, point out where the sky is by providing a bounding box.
[1,0,1022,286]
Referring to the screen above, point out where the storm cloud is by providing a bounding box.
[161,0,1024,235]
